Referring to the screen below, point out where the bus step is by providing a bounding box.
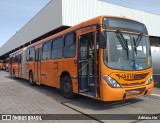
[79,88,89,93]
[88,83,94,86]
[80,91,94,97]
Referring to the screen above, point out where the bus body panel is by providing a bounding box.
[41,60,54,86]
[100,81,154,101]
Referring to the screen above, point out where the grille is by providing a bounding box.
[121,81,146,87]
[125,87,146,97]
[116,73,149,81]
[134,73,149,80]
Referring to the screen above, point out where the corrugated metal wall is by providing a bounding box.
[0,0,62,56]
[62,0,160,37]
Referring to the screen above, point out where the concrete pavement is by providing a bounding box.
[0,71,160,123]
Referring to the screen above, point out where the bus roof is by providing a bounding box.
[27,15,145,48]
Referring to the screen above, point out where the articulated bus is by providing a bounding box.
[9,16,154,101]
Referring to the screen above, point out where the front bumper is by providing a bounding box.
[100,80,154,101]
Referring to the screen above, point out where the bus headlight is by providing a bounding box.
[146,75,153,85]
[103,75,121,88]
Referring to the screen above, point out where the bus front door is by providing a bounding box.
[78,33,99,97]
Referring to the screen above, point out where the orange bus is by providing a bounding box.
[0,60,6,70]
[9,16,154,101]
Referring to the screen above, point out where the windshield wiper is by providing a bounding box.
[116,30,129,59]
[116,30,127,50]
[133,37,137,55]
[133,33,143,55]
[136,33,143,46]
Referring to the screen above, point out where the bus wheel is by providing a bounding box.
[61,75,75,99]
[29,72,36,86]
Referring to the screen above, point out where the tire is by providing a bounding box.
[61,75,75,99]
[29,72,36,86]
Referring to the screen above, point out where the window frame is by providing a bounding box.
[27,47,35,62]
[64,33,76,58]
[52,37,64,59]
[15,53,19,63]
[18,54,21,63]
[42,41,52,61]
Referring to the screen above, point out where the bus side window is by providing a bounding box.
[64,33,76,58]
[9,57,12,64]
[27,49,29,61]
[42,41,51,60]
[18,54,21,63]
[13,55,16,63]
[15,54,19,63]
[28,47,35,61]
[52,37,63,59]
[35,50,38,61]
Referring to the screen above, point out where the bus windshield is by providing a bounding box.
[104,32,152,70]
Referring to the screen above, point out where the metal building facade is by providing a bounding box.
[0,0,160,56]
[62,0,160,36]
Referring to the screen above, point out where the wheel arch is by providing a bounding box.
[28,69,33,80]
[29,69,33,74]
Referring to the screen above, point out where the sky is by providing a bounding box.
[0,0,50,47]
[105,0,160,15]
[0,0,160,47]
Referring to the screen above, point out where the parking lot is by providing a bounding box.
[0,71,160,123]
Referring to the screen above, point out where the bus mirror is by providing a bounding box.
[99,32,106,49]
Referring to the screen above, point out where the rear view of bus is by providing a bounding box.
[99,17,154,101]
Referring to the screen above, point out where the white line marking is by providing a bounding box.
[151,94,160,97]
